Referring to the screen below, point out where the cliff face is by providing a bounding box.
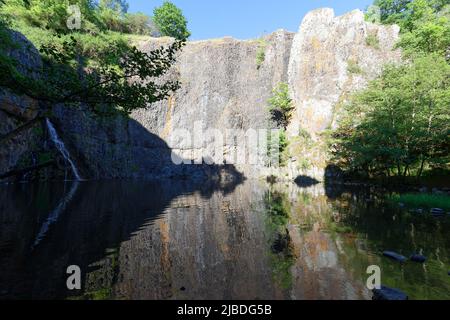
[288,9,401,136]
[0,31,45,178]
[0,8,401,181]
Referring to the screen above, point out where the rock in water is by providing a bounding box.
[431,208,444,216]
[410,254,426,263]
[383,251,407,263]
[372,286,408,300]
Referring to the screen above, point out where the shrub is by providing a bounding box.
[347,59,364,74]
[267,82,294,130]
[366,33,380,49]
[256,39,267,69]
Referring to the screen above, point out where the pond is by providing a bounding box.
[0,179,449,300]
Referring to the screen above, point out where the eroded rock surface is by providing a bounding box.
[287,8,401,136]
[1,9,401,180]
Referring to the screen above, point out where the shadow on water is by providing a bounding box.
[0,117,247,299]
[0,177,245,299]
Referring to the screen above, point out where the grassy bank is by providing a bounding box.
[389,193,450,211]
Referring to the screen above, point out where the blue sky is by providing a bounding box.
[128,0,374,40]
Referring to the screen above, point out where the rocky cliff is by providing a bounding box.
[0,8,401,181]
[288,9,400,136]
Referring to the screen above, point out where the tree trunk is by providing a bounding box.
[418,158,426,178]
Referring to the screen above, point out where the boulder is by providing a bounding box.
[372,286,408,300]
[431,208,445,216]
[383,251,407,263]
[410,254,426,263]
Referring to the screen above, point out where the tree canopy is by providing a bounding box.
[0,0,186,146]
[332,0,450,178]
[153,1,190,40]
[267,82,294,131]
[332,54,449,178]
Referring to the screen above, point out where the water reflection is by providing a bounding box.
[0,180,449,300]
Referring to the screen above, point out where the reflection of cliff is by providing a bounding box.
[82,182,370,300]
[0,174,246,299]
[0,180,376,300]
[266,183,370,300]
[113,182,274,300]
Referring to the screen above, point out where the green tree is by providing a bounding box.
[123,12,153,35]
[373,0,413,24]
[267,82,294,130]
[0,22,185,143]
[332,54,450,178]
[396,0,450,56]
[153,1,190,40]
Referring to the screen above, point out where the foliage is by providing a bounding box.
[370,0,450,58]
[264,190,294,290]
[267,129,289,168]
[123,12,160,36]
[1,28,185,116]
[332,54,450,178]
[365,4,382,23]
[265,190,291,228]
[0,0,186,127]
[335,0,450,179]
[347,59,364,74]
[0,0,157,35]
[267,82,294,130]
[256,39,267,70]
[388,193,450,210]
[373,0,415,25]
[366,33,381,49]
[153,1,190,40]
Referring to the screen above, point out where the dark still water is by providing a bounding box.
[0,179,449,300]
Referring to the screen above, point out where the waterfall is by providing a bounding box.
[45,118,82,181]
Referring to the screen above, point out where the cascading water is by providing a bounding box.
[45,118,82,181]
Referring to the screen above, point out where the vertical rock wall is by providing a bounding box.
[1,8,402,180]
[287,8,401,136]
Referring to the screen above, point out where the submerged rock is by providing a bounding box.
[372,286,408,300]
[383,251,407,263]
[410,254,426,263]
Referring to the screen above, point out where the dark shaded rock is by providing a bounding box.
[180,287,186,291]
[410,254,426,263]
[383,251,407,263]
[372,286,408,300]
